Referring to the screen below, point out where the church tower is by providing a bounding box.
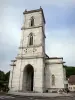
[9,7,66,93]
[9,7,46,93]
[19,7,45,61]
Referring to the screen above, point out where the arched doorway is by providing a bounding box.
[23,64,34,91]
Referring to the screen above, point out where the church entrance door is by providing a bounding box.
[23,64,34,91]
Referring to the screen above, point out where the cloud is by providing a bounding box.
[46,29,75,66]
[0,0,75,72]
[45,5,75,30]
[0,0,75,9]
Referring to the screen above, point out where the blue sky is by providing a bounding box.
[0,0,75,72]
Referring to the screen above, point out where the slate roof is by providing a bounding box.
[68,75,75,84]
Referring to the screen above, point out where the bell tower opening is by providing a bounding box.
[30,16,34,26]
[29,33,33,46]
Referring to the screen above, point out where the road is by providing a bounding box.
[0,95,75,100]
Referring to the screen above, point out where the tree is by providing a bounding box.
[64,65,75,78]
[0,70,5,90]
[5,71,10,83]
[0,70,10,92]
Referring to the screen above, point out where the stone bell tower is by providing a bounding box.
[9,7,46,93]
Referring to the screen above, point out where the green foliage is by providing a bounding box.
[0,70,10,92]
[0,71,5,80]
[64,65,75,78]
[5,71,10,83]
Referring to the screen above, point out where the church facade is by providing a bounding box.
[9,8,66,93]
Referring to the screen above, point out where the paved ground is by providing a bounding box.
[0,92,75,100]
[8,92,75,97]
[0,95,75,100]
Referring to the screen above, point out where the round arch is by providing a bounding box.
[23,64,34,91]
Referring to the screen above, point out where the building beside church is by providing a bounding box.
[68,75,75,92]
[9,7,66,93]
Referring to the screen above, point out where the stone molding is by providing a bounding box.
[21,25,42,30]
[19,44,43,49]
[11,60,17,62]
[16,56,44,59]
[45,62,65,65]
[10,64,16,66]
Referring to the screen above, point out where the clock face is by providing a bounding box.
[24,49,27,53]
[33,48,37,52]
[22,46,42,57]
[23,48,37,54]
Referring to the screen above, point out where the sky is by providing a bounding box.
[0,0,75,72]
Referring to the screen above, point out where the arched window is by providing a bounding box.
[30,16,34,26]
[52,75,55,86]
[29,33,33,45]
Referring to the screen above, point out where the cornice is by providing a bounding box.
[46,57,63,60]
[23,7,46,24]
[21,25,42,30]
[19,44,43,49]
[11,60,17,62]
[45,62,65,65]
[16,56,44,60]
[10,64,16,66]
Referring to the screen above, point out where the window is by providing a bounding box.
[69,87,70,89]
[52,75,55,86]
[70,87,72,90]
[29,33,33,45]
[30,16,34,26]
[73,87,75,90]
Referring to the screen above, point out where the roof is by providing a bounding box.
[45,54,63,59]
[46,57,63,60]
[45,54,50,59]
[68,75,75,84]
[23,7,46,24]
[11,60,17,62]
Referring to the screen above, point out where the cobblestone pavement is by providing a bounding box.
[0,95,75,100]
